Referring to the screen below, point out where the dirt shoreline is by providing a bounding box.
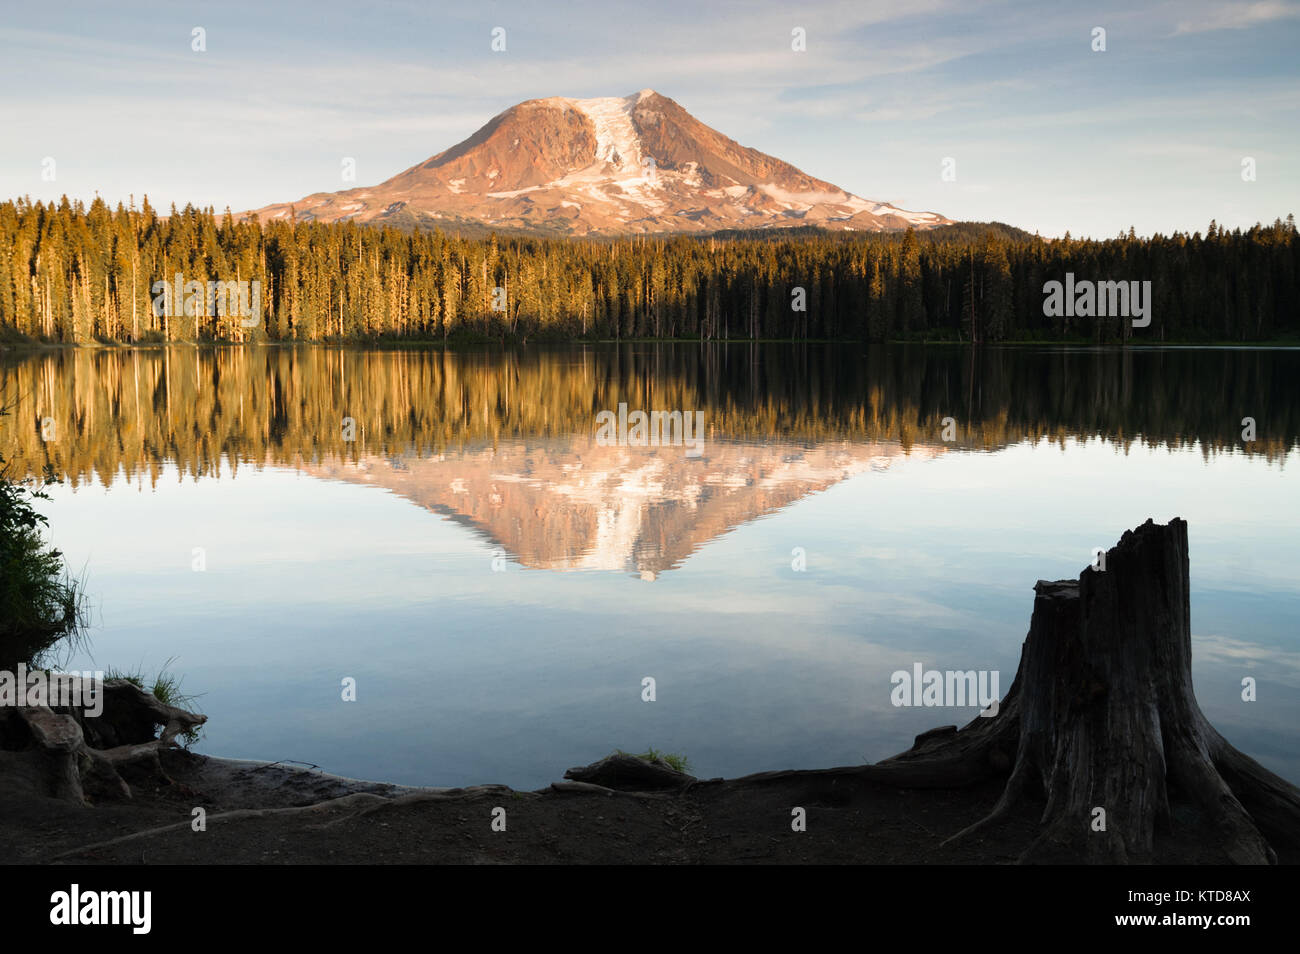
[4,749,1279,865]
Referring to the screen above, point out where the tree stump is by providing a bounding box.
[862,518,1300,863]
[0,678,206,804]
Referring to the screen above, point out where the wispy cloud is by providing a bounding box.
[1172,0,1300,35]
[1194,633,1300,687]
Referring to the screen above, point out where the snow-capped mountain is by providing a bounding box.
[247,90,950,235]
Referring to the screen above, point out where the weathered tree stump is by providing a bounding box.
[862,518,1300,863]
[0,678,206,804]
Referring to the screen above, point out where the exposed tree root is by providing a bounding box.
[0,678,206,805]
[49,792,389,861]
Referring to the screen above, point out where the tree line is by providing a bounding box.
[1,196,1297,344]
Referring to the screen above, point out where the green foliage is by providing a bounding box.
[2,197,1296,344]
[0,408,85,670]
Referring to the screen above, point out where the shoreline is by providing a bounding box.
[5,748,1293,865]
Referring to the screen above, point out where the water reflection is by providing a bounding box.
[4,344,1298,787]
[2,343,1296,483]
[3,343,1296,578]
[310,438,935,576]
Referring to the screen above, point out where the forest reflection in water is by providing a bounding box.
[3,343,1297,788]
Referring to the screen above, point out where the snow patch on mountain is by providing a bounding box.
[874,205,943,224]
[570,94,644,171]
[759,184,852,206]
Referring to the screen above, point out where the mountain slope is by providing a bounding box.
[246,90,950,235]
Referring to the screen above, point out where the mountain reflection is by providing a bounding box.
[309,438,934,576]
[2,343,1296,575]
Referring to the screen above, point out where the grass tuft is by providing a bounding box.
[105,657,204,747]
[614,747,692,774]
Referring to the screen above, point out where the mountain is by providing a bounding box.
[246,90,950,236]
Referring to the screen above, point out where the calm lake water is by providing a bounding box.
[3,343,1298,788]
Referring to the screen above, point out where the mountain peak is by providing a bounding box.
[246,92,950,235]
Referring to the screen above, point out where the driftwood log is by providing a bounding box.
[860,517,1300,863]
[0,678,206,804]
[564,753,696,792]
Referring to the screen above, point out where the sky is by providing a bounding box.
[1,0,1298,239]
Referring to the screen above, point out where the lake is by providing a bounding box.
[2,343,1298,789]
